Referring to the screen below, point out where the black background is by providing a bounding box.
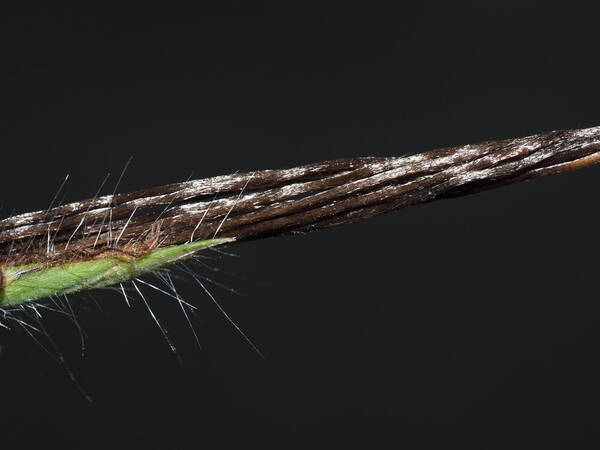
[2,3,600,449]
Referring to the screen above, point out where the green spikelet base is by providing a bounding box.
[0,238,233,307]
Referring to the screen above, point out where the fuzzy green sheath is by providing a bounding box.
[0,239,232,308]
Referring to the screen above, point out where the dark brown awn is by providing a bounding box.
[0,125,599,269]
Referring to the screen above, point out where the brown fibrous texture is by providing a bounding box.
[1,126,599,267]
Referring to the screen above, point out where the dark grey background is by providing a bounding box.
[1,3,600,449]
